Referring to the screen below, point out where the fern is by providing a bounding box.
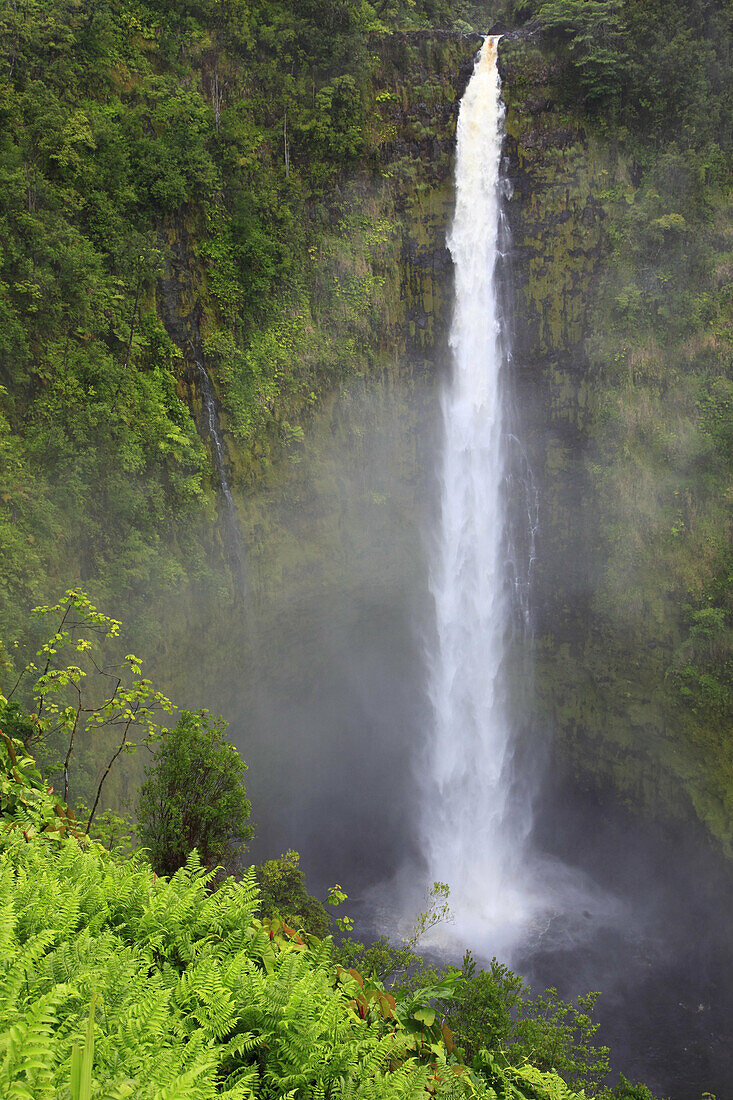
[0,758,590,1100]
[0,987,69,1099]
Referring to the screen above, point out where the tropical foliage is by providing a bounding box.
[0,737,604,1100]
[1,588,178,825]
[0,0,492,645]
[497,0,733,835]
[137,708,254,877]
[0,0,730,1093]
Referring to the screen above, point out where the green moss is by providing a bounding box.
[500,34,733,855]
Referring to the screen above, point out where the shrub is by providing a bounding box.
[257,848,331,937]
[136,709,254,877]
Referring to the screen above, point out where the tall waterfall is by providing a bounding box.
[421,36,538,951]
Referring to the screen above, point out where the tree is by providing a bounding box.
[1,589,174,832]
[137,709,254,876]
[538,0,628,106]
[257,848,331,936]
[443,953,525,1062]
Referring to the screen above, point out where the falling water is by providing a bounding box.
[421,36,540,953]
[190,346,245,579]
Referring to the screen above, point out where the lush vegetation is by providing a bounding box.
[0,0,490,646]
[582,0,731,820]
[1,0,726,829]
[0,703,661,1099]
[0,0,731,1094]
[496,0,733,844]
[0,591,659,1098]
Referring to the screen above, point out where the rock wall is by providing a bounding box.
[146,29,730,859]
[498,38,731,855]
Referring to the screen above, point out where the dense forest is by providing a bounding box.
[0,0,732,1096]
[0,0,489,639]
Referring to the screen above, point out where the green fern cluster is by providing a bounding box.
[0,826,595,1100]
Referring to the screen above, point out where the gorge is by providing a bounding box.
[0,3,732,1098]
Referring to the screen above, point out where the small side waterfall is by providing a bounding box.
[193,351,236,513]
[189,344,245,578]
[421,36,539,951]
[155,216,245,580]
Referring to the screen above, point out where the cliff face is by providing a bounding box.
[1,7,727,855]
[216,30,732,857]
[497,40,732,854]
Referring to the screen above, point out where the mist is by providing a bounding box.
[84,36,731,1100]
[212,372,439,892]
[151,327,733,1100]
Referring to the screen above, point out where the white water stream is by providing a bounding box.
[421,36,543,953]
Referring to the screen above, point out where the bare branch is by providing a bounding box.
[86,704,139,832]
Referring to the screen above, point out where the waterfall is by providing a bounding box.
[190,347,245,579]
[421,36,539,952]
[193,351,236,514]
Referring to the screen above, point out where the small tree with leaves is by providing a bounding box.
[137,709,254,877]
[258,849,331,936]
[1,589,174,833]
